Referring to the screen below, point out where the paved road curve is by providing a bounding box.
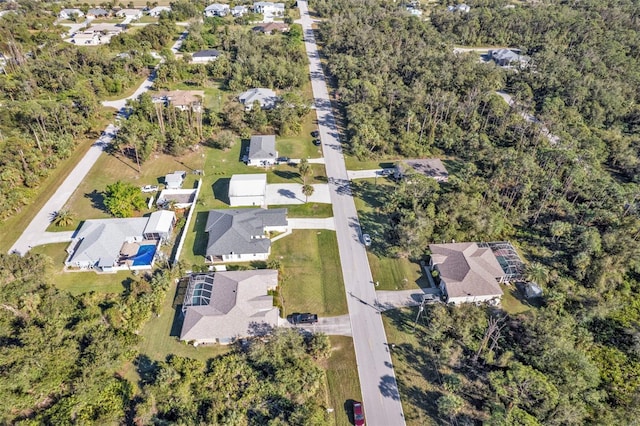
[296,3,406,424]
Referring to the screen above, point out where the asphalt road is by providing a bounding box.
[297,3,406,424]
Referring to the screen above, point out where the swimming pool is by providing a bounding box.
[131,244,157,266]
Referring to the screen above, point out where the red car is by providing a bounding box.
[353,401,365,426]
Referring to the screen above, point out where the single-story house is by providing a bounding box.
[406,7,422,16]
[148,6,171,17]
[239,87,278,111]
[253,22,289,33]
[253,1,285,22]
[448,3,470,12]
[165,171,186,189]
[394,158,449,182]
[232,5,248,16]
[87,8,110,18]
[59,8,84,19]
[229,174,267,206]
[87,23,123,35]
[65,211,175,272]
[157,188,198,209]
[72,32,102,45]
[429,242,506,304]
[180,270,280,345]
[247,135,278,167]
[489,48,529,67]
[205,208,288,263]
[116,8,143,19]
[191,49,220,63]
[204,3,230,17]
[151,90,205,112]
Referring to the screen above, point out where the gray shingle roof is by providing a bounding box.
[239,88,278,109]
[248,135,277,160]
[205,208,287,256]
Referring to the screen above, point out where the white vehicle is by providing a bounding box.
[362,233,372,247]
[141,185,159,193]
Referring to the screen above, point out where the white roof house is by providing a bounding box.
[239,88,278,111]
[229,174,267,207]
[143,210,176,240]
[204,3,230,17]
[180,270,280,345]
[148,6,171,17]
[253,2,285,22]
[232,5,249,16]
[59,8,85,19]
[489,48,530,67]
[429,242,506,304]
[165,171,186,189]
[72,32,102,45]
[247,135,278,166]
[116,8,143,20]
[406,7,423,16]
[448,4,470,12]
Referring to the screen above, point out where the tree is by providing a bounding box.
[302,184,314,203]
[103,181,146,218]
[298,158,311,184]
[51,209,75,227]
[526,262,550,286]
[436,394,464,421]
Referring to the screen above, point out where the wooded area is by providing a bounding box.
[315,0,640,423]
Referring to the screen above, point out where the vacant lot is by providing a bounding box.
[324,336,363,426]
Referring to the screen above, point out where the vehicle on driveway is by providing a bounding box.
[353,401,365,426]
[277,156,290,164]
[287,313,318,325]
[362,233,372,247]
[311,130,319,137]
[422,293,440,303]
[141,185,159,193]
[312,139,321,146]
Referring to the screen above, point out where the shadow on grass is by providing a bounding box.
[239,139,250,162]
[314,174,328,183]
[189,211,210,260]
[273,169,302,182]
[84,189,107,212]
[212,178,231,205]
[134,354,158,386]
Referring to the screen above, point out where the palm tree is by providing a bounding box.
[52,209,75,227]
[526,262,550,285]
[302,184,314,203]
[298,158,311,185]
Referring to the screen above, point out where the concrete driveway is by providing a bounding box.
[278,314,352,336]
[346,169,394,180]
[288,217,336,230]
[266,183,331,205]
[375,288,442,312]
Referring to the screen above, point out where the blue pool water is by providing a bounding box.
[131,244,157,266]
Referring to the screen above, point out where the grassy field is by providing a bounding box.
[368,253,429,290]
[277,113,323,159]
[273,230,347,317]
[0,109,114,253]
[269,203,333,218]
[324,336,362,426]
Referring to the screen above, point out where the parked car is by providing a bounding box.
[380,168,393,176]
[311,130,320,137]
[422,293,439,303]
[362,233,372,247]
[287,313,318,325]
[277,156,290,164]
[141,185,159,193]
[353,401,365,426]
[312,139,321,146]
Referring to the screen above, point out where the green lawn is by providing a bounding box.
[273,230,347,317]
[325,336,363,426]
[277,113,323,159]
[270,203,333,218]
[344,156,398,171]
[500,283,533,314]
[368,253,429,291]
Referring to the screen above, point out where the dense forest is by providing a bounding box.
[0,254,332,423]
[315,0,640,423]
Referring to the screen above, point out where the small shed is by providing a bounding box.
[229,174,267,206]
[143,210,176,241]
[165,171,186,189]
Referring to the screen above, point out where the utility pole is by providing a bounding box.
[412,296,426,333]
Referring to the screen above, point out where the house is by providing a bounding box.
[253,22,289,33]
[191,49,220,63]
[165,171,186,189]
[72,32,102,45]
[204,3,230,17]
[247,135,278,166]
[148,6,171,17]
[253,1,285,22]
[239,88,278,111]
[232,5,248,16]
[151,90,205,112]
[204,208,288,263]
[59,8,84,20]
[86,8,110,18]
[447,3,470,12]
[229,174,267,206]
[65,211,175,272]
[406,7,422,16]
[489,48,529,67]
[157,188,198,209]
[116,8,143,20]
[88,23,123,36]
[180,270,280,345]
[429,242,506,304]
[394,158,449,182]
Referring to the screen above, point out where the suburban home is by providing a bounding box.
[59,8,84,19]
[239,88,278,110]
[204,208,288,263]
[489,48,529,67]
[447,3,470,12]
[406,7,422,16]
[72,32,102,45]
[229,174,267,206]
[253,22,289,33]
[429,242,506,304]
[191,49,220,63]
[116,8,143,20]
[247,135,278,167]
[87,23,123,36]
[232,5,249,16]
[164,171,186,189]
[253,1,285,22]
[86,8,110,18]
[204,3,230,17]
[157,188,198,209]
[65,211,176,272]
[180,270,280,345]
[393,158,449,182]
[148,6,171,17]
[151,90,204,112]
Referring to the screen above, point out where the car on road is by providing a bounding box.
[287,313,318,325]
[353,401,365,426]
[362,233,372,247]
[311,130,320,137]
[141,185,159,193]
[312,138,322,146]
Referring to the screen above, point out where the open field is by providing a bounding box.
[324,336,363,426]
